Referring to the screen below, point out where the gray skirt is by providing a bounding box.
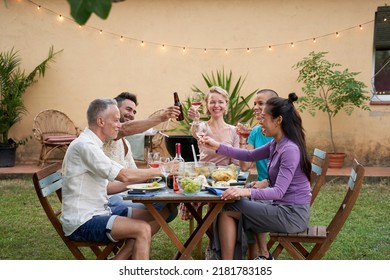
[224,198,310,233]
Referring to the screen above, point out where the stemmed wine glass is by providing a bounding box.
[160,157,173,192]
[147,151,160,168]
[191,92,203,123]
[193,121,207,139]
[237,122,252,148]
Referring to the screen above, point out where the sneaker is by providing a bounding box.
[254,253,274,260]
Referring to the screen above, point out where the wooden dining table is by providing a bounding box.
[125,189,238,260]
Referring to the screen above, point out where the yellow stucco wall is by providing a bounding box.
[1,0,389,166]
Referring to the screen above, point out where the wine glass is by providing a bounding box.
[147,151,160,168]
[193,121,207,139]
[238,122,252,147]
[191,92,203,122]
[160,157,173,192]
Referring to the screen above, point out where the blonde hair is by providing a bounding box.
[205,86,229,116]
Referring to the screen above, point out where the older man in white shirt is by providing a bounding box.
[61,98,180,260]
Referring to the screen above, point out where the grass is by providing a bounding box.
[0,177,389,260]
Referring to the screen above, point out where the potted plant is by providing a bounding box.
[0,46,62,167]
[166,68,257,161]
[293,51,371,168]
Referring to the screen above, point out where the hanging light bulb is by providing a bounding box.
[225,49,228,54]
[291,42,294,47]
[120,36,124,41]
[268,45,272,51]
[162,44,165,49]
[247,48,250,53]
[58,14,63,21]
[182,47,186,52]
[204,48,207,53]
[141,41,144,46]
[336,32,339,37]
[313,38,316,43]
[37,5,41,10]
[359,25,363,30]
[100,30,103,34]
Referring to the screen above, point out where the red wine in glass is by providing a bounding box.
[149,162,160,168]
[240,132,250,139]
[191,101,202,110]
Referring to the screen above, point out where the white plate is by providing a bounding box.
[126,183,166,191]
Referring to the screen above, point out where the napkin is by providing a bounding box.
[206,187,224,196]
[127,193,156,197]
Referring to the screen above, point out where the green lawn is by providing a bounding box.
[0,177,389,260]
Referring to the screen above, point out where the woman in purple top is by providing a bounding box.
[199,93,312,260]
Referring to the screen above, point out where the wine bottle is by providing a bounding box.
[173,92,184,121]
[173,143,185,192]
[174,143,185,174]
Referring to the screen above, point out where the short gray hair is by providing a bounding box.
[87,98,117,126]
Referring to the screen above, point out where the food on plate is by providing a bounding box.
[147,181,160,188]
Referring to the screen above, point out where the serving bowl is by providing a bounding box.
[182,161,216,177]
[177,176,202,195]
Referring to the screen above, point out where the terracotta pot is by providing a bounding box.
[328,153,346,169]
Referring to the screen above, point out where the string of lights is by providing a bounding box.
[24,0,377,54]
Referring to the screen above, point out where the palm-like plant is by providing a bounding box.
[0,46,62,146]
[171,69,257,134]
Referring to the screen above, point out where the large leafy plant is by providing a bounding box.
[171,69,257,134]
[0,46,62,146]
[294,51,370,153]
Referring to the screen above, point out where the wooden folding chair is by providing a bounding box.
[310,148,329,205]
[267,159,365,260]
[33,163,122,260]
[266,148,329,251]
[32,109,81,166]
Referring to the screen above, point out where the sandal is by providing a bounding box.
[254,253,274,260]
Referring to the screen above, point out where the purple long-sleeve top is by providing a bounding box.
[217,136,311,205]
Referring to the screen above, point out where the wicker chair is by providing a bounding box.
[33,109,81,166]
[147,109,172,157]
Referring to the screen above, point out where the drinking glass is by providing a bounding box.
[147,151,160,168]
[238,122,252,147]
[160,157,173,192]
[191,92,203,122]
[193,121,207,139]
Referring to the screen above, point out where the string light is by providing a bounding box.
[24,0,379,54]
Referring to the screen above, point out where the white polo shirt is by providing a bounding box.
[60,128,123,236]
